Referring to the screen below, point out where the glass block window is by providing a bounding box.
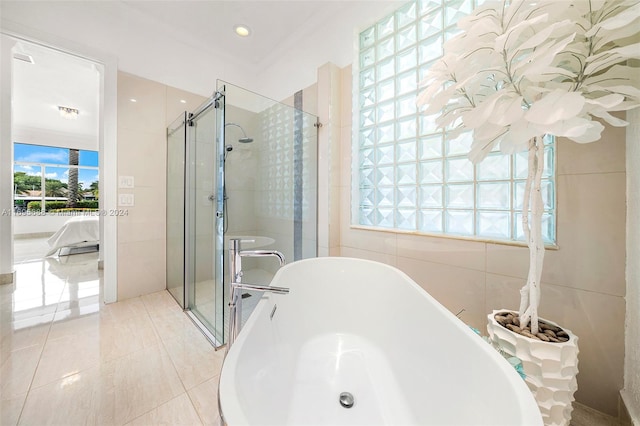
[259,103,294,220]
[353,0,557,244]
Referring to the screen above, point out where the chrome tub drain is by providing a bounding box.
[339,392,355,408]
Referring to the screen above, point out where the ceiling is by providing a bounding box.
[12,41,100,151]
[1,0,402,97]
[3,0,402,144]
[120,1,360,66]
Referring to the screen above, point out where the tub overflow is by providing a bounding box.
[339,392,354,408]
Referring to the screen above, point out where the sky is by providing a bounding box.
[14,143,99,189]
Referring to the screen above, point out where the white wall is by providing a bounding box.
[624,107,640,423]
[13,127,98,152]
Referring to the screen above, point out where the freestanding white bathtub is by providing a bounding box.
[218,257,542,425]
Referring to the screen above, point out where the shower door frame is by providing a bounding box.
[166,111,189,309]
[166,90,227,349]
[186,90,226,348]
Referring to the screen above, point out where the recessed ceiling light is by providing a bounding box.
[234,25,251,37]
[58,106,79,120]
[130,98,137,103]
[180,99,187,104]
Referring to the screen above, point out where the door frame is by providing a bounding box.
[1,22,118,303]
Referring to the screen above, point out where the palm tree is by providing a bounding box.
[67,148,79,208]
[89,180,99,199]
[45,179,67,197]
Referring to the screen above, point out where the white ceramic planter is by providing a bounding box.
[487,309,579,426]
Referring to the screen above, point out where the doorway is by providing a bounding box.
[0,27,118,303]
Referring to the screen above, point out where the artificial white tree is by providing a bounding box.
[418,0,639,334]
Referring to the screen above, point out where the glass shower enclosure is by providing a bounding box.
[166,81,318,346]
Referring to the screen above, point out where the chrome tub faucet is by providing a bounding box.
[227,239,288,350]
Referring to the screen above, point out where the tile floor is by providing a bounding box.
[1,241,224,425]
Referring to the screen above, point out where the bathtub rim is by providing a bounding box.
[218,256,543,425]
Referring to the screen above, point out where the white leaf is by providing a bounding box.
[462,92,504,129]
[420,85,460,115]
[436,105,469,129]
[514,19,573,54]
[584,43,640,75]
[543,116,603,140]
[468,123,507,163]
[513,33,575,76]
[500,120,539,153]
[489,95,524,126]
[456,4,500,32]
[499,137,530,155]
[588,84,640,101]
[524,66,576,82]
[584,65,640,87]
[590,110,629,127]
[525,90,585,125]
[606,101,640,112]
[417,82,444,109]
[584,93,625,109]
[585,2,640,35]
[593,19,640,51]
[495,13,549,52]
[564,120,605,144]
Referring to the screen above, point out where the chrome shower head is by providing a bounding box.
[225,122,254,144]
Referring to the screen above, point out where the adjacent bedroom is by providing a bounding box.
[12,41,101,267]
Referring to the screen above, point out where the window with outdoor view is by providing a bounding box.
[13,143,99,213]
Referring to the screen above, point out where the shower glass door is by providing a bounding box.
[220,81,318,332]
[187,97,225,344]
[166,112,188,307]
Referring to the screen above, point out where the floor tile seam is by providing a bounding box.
[138,296,167,343]
[44,322,162,350]
[28,339,167,393]
[120,392,189,426]
[140,293,195,342]
[153,328,190,396]
[183,372,219,393]
[0,340,47,367]
[99,310,159,327]
[123,391,204,426]
[42,318,106,344]
[15,308,55,426]
[185,386,209,426]
[142,298,179,322]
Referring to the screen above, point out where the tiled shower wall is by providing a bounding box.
[318,63,627,417]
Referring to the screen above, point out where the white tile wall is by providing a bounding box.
[116,72,206,301]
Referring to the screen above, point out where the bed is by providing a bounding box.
[46,216,100,256]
